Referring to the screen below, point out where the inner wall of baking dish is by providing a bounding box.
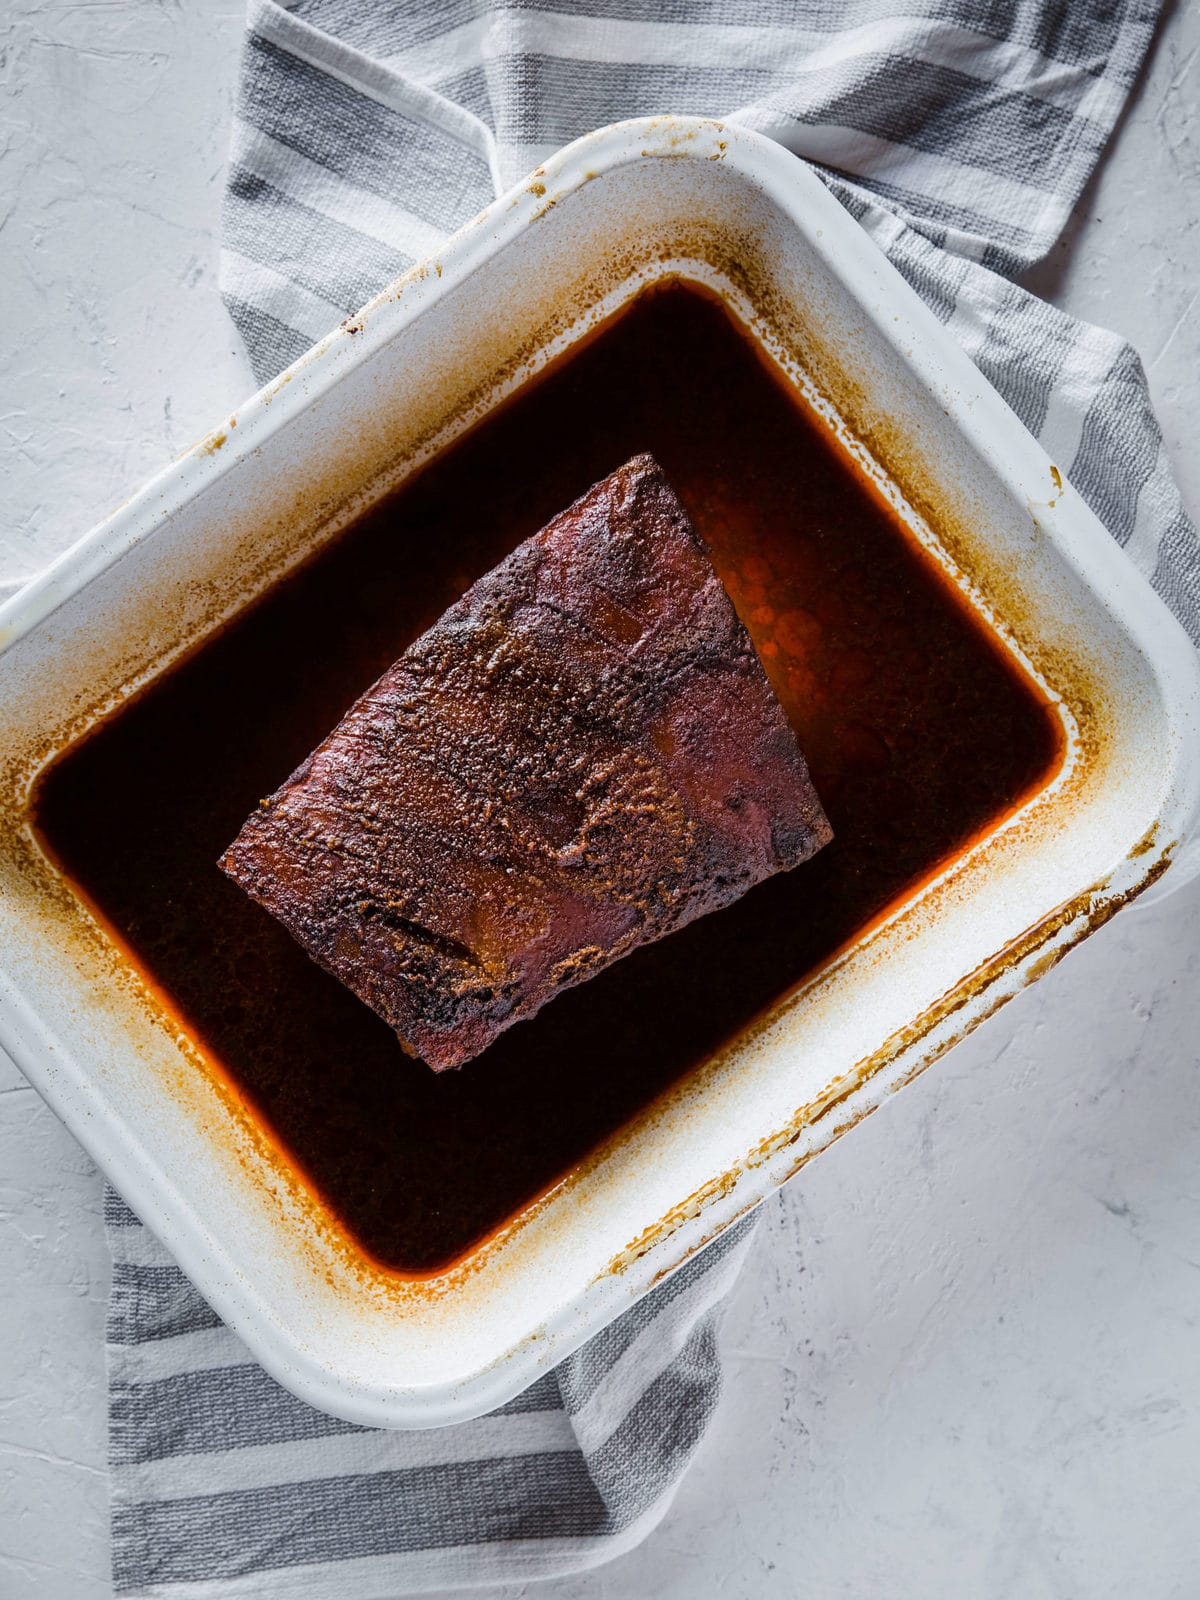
[0,147,1157,1337]
[28,272,1067,1285]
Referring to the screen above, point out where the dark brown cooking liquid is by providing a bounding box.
[35,284,1061,1273]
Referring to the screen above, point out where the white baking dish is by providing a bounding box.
[2,118,1198,1429]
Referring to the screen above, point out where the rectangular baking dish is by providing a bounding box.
[2,118,1198,1429]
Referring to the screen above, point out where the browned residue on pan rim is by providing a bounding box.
[606,827,1174,1279]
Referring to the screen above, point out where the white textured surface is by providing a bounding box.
[0,3,1197,1595]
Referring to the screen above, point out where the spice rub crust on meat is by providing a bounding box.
[219,454,831,1070]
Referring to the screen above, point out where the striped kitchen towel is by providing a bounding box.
[108,1,1199,1596]
[107,1190,756,1597]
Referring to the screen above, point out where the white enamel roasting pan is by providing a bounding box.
[2,118,1198,1428]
